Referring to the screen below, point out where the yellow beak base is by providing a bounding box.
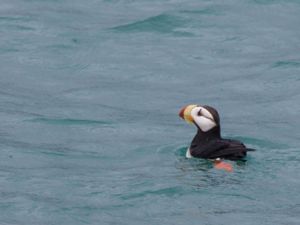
[180,104,197,124]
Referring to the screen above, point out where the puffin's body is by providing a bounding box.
[179,105,253,161]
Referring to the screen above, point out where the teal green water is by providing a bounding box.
[1,0,300,224]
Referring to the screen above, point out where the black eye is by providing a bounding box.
[197,109,202,116]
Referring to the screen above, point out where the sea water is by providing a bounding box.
[1,0,300,224]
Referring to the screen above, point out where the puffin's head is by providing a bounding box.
[179,104,220,132]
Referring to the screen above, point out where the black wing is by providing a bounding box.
[190,139,249,160]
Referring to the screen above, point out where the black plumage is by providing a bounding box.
[189,127,253,160]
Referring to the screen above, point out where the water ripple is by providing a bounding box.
[180,7,223,16]
[26,118,113,126]
[272,60,300,68]
[111,13,191,35]
[118,186,185,200]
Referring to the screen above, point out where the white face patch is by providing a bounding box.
[190,106,216,132]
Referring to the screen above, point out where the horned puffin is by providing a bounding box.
[179,104,254,161]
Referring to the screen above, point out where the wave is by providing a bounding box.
[26,118,113,126]
[111,13,191,36]
[180,7,222,16]
[272,60,300,68]
[118,186,185,200]
[252,0,300,4]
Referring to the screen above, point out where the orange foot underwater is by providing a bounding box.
[213,160,233,172]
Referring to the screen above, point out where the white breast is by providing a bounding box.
[186,148,193,158]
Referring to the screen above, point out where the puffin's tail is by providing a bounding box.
[246,148,256,152]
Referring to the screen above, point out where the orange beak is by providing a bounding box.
[178,105,197,124]
[178,106,186,119]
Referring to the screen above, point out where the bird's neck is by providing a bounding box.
[191,126,221,146]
